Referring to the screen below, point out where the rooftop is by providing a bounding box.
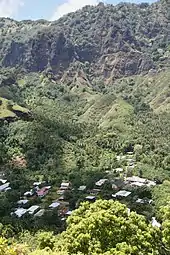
[49,202,60,208]
[112,190,131,198]
[78,185,86,191]
[27,205,40,215]
[0,182,10,192]
[86,196,96,200]
[17,199,28,205]
[14,208,27,218]
[34,209,45,217]
[95,179,107,187]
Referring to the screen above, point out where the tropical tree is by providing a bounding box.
[60,200,161,255]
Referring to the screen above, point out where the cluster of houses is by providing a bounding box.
[0,152,161,227]
[10,181,74,220]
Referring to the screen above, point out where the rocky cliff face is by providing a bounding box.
[0,1,169,84]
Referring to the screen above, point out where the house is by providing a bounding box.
[34,209,45,217]
[0,182,10,192]
[78,185,86,191]
[27,205,40,215]
[95,179,107,187]
[37,187,49,198]
[49,202,60,209]
[86,196,96,202]
[17,199,28,205]
[151,217,161,228]
[126,176,147,183]
[126,176,156,187]
[60,182,70,190]
[13,208,27,218]
[136,198,153,204]
[24,190,34,197]
[33,182,44,186]
[5,187,11,192]
[112,190,131,198]
[0,179,7,184]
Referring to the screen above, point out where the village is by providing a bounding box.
[0,152,161,227]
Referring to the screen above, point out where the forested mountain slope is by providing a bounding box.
[0,1,170,254]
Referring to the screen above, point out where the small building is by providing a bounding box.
[136,198,153,205]
[13,208,27,218]
[24,190,34,197]
[0,179,7,184]
[126,176,156,187]
[49,202,60,209]
[95,179,108,187]
[60,182,70,190]
[17,199,29,205]
[34,209,45,217]
[78,185,86,191]
[112,190,131,198]
[86,196,96,202]
[33,181,46,187]
[27,205,40,215]
[37,187,49,198]
[0,182,10,192]
[5,187,11,192]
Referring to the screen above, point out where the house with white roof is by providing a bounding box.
[49,202,60,209]
[17,199,29,205]
[34,209,45,217]
[0,179,7,184]
[86,196,96,202]
[27,205,40,215]
[13,208,28,218]
[95,179,108,187]
[126,176,156,187]
[60,182,70,190]
[0,182,10,192]
[78,185,86,191]
[24,190,34,197]
[112,190,131,198]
